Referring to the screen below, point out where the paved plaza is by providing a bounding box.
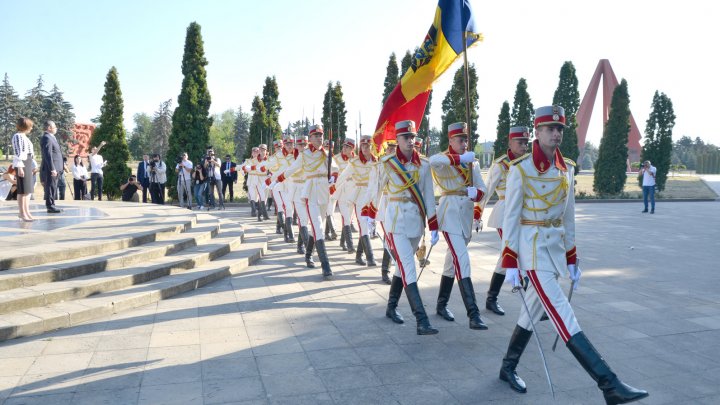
[1,200,719,404]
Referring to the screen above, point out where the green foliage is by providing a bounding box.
[234,106,250,159]
[640,91,675,191]
[382,53,399,106]
[552,62,580,172]
[673,136,719,170]
[697,151,720,174]
[440,64,478,151]
[400,50,413,77]
[247,95,268,157]
[22,76,47,144]
[493,101,511,157]
[582,141,599,170]
[0,73,22,159]
[128,113,152,160]
[91,67,131,200]
[322,82,348,154]
[510,78,534,134]
[593,79,631,195]
[168,22,212,198]
[209,109,237,159]
[420,90,433,140]
[150,99,172,158]
[262,76,282,137]
[427,126,442,156]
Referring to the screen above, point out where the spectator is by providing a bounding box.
[72,155,89,200]
[639,160,657,214]
[203,148,224,210]
[120,175,142,202]
[193,160,206,210]
[148,153,167,204]
[175,152,193,209]
[89,141,107,200]
[1,166,18,201]
[57,157,69,200]
[137,154,151,203]
[11,117,35,221]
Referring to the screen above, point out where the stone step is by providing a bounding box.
[0,215,197,271]
[0,226,266,341]
[0,214,221,292]
[0,220,243,315]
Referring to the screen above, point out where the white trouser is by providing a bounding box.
[493,228,507,276]
[247,180,258,202]
[294,198,309,227]
[177,179,193,207]
[272,188,286,214]
[306,200,326,241]
[354,205,369,237]
[386,232,421,286]
[338,200,354,226]
[326,198,337,217]
[517,269,582,343]
[441,231,471,279]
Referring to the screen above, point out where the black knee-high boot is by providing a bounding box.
[285,217,295,243]
[297,226,308,254]
[355,236,366,265]
[344,225,355,254]
[305,237,316,268]
[385,276,404,323]
[380,249,391,285]
[404,282,438,335]
[486,272,506,315]
[362,235,376,266]
[339,225,347,251]
[260,201,270,220]
[250,201,257,217]
[499,325,533,393]
[566,332,649,405]
[315,239,332,280]
[436,276,455,321]
[458,277,488,330]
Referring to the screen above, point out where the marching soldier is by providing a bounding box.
[266,139,290,235]
[256,144,271,221]
[365,120,439,335]
[499,106,648,404]
[241,147,260,217]
[326,139,354,244]
[332,139,357,252]
[429,122,488,330]
[278,136,296,243]
[276,125,339,280]
[479,126,530,316]
[414,137,425,156]
[335,135,377,267]
[286,137,309,256]
[366,139,397,284]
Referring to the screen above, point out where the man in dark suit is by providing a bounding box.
[137,154,151,203]
[40,120,64,213]
[221,154,237,202]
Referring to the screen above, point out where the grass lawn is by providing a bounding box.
[574,173,718,199]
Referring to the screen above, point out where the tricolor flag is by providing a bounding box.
[372,0,482,153]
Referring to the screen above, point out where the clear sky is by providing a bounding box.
[1,0,717,147]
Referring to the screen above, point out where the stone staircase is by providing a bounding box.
[0,207,267,341]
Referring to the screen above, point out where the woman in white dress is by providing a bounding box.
[11,117,35,221]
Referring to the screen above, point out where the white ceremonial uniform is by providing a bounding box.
[267,149,291,214]
[502,144,580,343]
[366,150,437,286]
[280,144,338,240]
[336,153,376,236]
[331,153,355,226]
[430,150,486,279]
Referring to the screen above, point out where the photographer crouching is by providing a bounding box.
[148,153,167,205]
[176,152,193,209]
[120,175,143,202]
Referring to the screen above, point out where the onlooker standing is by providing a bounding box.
[89,141,107,200]
[221,154,237,202]
[72,155,89,200]
[12,117,35,221]
[57,157,69,200]
[176,152,193,209]
[120,175,143,202]
[0,166,18,201]
[193,161,207,210]
[149,153,167,205]
[40,120,64,213]
[137,154,151,203]
[640,160,657,214]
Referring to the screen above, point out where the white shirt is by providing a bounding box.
[11,132,34,168]
[89,154,105,174]
[72,164,88,180]
[641,165,656,187]
[176,160,193,181]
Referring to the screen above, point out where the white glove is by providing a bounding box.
[568,264,581,289]
[367,218,375,229]
[430,230,439,246]
[505,268,521,288]
[268,181,276,189]
[459,151,475,164]
[467,186,478,199]
[243,165,251,172]
[328,177,335,184]
[473,219,483,232]
[224,169,230,175]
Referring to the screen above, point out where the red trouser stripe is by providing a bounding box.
[527,270,571,342]
[443,231,462,280]
[497,228,503,239]
[305,201,317,239]
[386,233,406,287]
[278,191,286,212]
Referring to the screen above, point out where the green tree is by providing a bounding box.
[209,109,237,159]
[381,53,399,106]
[43,84,76,155]
[593,79,631,195]
[427,126,442,156]
[22,76,48,145]
[322,81,348,154]
[0,73,22,159]
[233,106,250,159]
[400,50,413,77]
[493,101,511,157]
[247,95,268,158]
[510,78,534,134]
[168,22,212,198]
[582,141,599,170]
[91,67,131,200]
[150,99,172,158]
[641,91,676,191]
[128,113,152,160]
[552,62,580,171]
[440,64,478,151]
[419,90,433,145]
[262,76,282,138]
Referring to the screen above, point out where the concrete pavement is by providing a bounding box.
[1,201,719,404]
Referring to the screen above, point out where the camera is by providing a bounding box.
[176,155,184,165]
[128,177,135,183]
[149,161,157,168]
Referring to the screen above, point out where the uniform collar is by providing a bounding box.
[359,152,376,164]
[341,152,354,161]
[308,144,324,153]
[447,145,461,155]
[282,149,289,157]
[397,149,421,165]
[506,149,518,161]
[531,140,567,173]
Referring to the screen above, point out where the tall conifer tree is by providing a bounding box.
[440,65,478,151]
[510,78,534,134]
[594,79,631,195]
[381,53,399,106]
[641,91,676,191]
[168,22,212,197]
[91,67,131,200]
[262,76,282,138]
[493,101,511,157]
[247,96,268,158]
[234,106,250,160]
[552,62,580,171]
[0,74,22,158]
[322,82,348,154]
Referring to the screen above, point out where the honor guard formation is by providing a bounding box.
[235,105,648,405]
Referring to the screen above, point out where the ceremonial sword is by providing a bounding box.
[513,282,556,400]
[416,243,435,282]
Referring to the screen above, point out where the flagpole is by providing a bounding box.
[462,4,475,185]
